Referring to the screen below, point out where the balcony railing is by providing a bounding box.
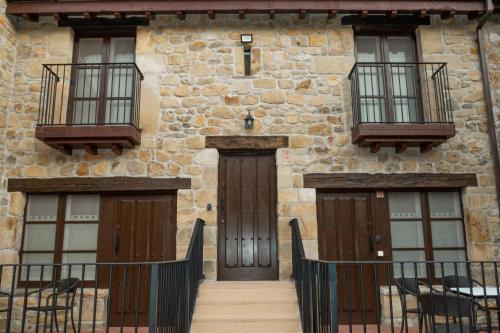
[290,219,499,333]
[349,62,453,125]
[35,63,144,154]
[0,219,204,333]
[348,62,456,153]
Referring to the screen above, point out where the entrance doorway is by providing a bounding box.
[98,194,177,326]
[217,152,278,280]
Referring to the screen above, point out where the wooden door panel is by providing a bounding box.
[218,153,278,280]
[98,194,177,327]
[317,192,378,324]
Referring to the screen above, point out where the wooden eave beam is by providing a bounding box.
[6,1,487,17]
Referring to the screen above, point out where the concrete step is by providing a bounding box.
[191,281,302,333]
[190,318,302,333]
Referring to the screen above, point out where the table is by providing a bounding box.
[450,287,500,299]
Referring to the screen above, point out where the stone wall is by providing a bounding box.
[0,0,18,270]
[484,16,500,191]
[0,14,498,281]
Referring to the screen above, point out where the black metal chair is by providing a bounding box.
[24,278,80,333]
[395,278,424,333]
[419,292,491,333]
[443,275,483,290]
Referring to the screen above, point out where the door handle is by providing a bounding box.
[114,229,120,256]
[220,196,225,224]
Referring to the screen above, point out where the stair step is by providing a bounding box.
[191,281,302,333]
[194,302,299,316]
[190,318,302,333]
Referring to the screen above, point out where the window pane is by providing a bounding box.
[110,38,135,62]
[78,38,103,63]
[63,224,98,251]
[390,221,424,248]
[388,192,421,218]
[431,220,465,247]
[392,250,427,278]
[356,36,381,62]
[61,253,97,280]
[387,36,415,62]
[21,253,54,281]
[433,250,467,278]
[428,192,462,218]
[23,224,56,251]
[26,195,59,221]
[65,194,100,221]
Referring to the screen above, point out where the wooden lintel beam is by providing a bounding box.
[111,144,123,155]
[85,144,98,155]
[441,10,456,19]
[395,143,408,154]
[370,143,381,154]
[8,177,192,193]
[304,173,478,189]
[208,10,215,19]
[176,11,185,20]
[327,10,337,19]
[238,10,245,19]
[298,10,306,19]
[7,1,487,17]
[269,10,276,19]
[420,142,433,153]
[145,11,155,20]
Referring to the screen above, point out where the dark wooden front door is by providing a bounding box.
[317,192,389,325]
[98,194,177,326]
[217,153,278,280]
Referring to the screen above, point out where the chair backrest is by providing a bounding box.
[443,275,472,289]
[56,278,80,293]
[419,292,475,318]
[395,278,420,296]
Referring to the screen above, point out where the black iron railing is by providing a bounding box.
[348,62,453,126]
[290,218,499,333]
[38,63,143,128]
[0,219,204,333]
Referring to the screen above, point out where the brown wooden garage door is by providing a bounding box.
[97,194,177,326]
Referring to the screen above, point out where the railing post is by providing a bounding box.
[328,262,338,333]
[148,263,159,333]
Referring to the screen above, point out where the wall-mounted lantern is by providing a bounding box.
[244,111,254,129]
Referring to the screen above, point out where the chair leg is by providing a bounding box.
[54,311,60,332]
[418,313,423,333]
[43,310,48,333]
[400,311,405,333]
[71,306,77,333]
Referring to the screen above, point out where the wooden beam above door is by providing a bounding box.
[303,173,478,189]
[8,177,191,193]
[206,136,289,150]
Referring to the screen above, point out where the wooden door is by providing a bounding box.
[98,194,177,326]
[217,153,278,280]
[317,192,387,325]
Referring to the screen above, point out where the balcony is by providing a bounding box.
[35,63,143,155]
[349,62,455,153]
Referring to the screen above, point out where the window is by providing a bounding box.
[70,33,136,125]
[388,191,466,279]
[355,34,420,123]
[20,194,100,282]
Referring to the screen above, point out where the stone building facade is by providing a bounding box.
[0,0,498,283]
